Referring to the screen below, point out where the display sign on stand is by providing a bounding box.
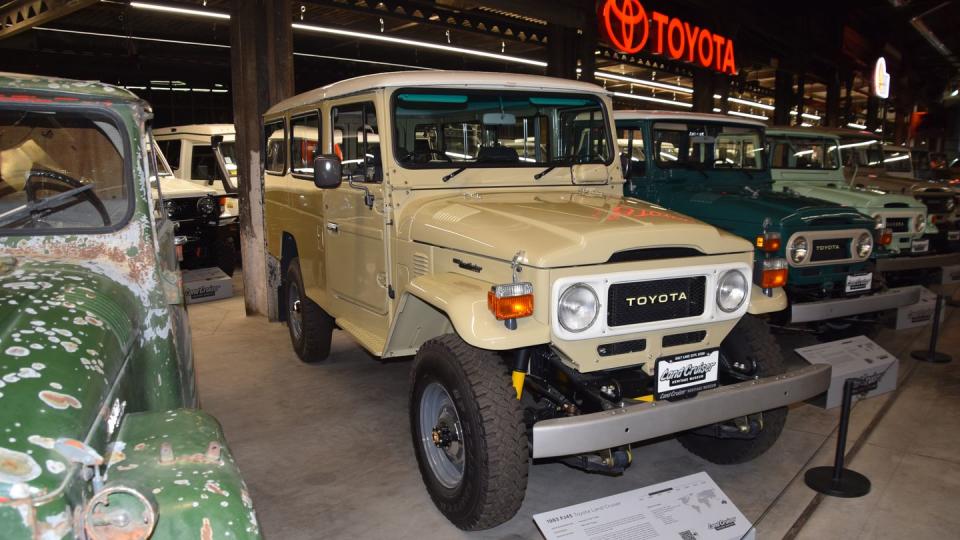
[533,471,753,540]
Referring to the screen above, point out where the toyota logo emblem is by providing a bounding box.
[601,0,649,55]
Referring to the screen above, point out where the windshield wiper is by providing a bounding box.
[534,166,556,180]
[0,183,95,228]
[442,167,467,182]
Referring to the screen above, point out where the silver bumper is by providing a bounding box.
[531,364,831,459]
[875,253,960,273]
[790,286,921,324]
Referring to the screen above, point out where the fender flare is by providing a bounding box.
[747,284,788,315]
[382,273,549,357]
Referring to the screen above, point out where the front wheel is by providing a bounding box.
[409,335,528,530]
[676,315,788,464]
[284,258,334,363]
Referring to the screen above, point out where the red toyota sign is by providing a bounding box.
[599,0,737,75]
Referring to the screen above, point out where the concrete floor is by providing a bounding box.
[189,276,960,539]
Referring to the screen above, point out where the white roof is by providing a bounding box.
[766,126,838,139]
[613,110,766,128]
[154,124,235,136]
[266,70,611,116]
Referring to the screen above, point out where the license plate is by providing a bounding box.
[949,231,960,241]
[655,349,719,400]
[845,273,872,294]
[911,239,930,253]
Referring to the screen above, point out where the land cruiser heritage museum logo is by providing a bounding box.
[599,0,737,75]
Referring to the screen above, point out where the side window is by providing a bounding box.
[332,101,380,182]
[290,112,321,177]
[264,119,286,175]
[158,139,181,171]
[190,144,217,181]
[617,128,645,176]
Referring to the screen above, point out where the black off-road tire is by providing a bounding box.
[285,258,334,363]
[409,334,528,530]
[677,315,788,464]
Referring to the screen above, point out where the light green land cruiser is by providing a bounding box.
[767,127,959,284]
[263,71,830,530]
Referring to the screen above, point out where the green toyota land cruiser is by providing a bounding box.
[0,73,260,540]
[615,111,920,330]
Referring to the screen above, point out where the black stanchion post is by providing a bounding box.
[910,293,952,364]
[804,378,872,498]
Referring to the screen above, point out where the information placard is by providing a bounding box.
[533,472,753,540]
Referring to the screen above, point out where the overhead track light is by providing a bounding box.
[130,2,229,20]
[612,91,693,108]
[594,71,693,94]
[727,110,769,121]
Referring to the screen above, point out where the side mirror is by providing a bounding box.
[313,155,342,188]
[619,153,631,178]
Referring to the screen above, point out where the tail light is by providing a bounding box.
[758,258,788,288]
[755,232,782,252]
[488,282,534,320]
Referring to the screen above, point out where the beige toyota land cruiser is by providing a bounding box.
[263,71,830,530]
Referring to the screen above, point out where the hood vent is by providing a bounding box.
[805,216,851,226]
[608,247,704,264]
[412,253,431,277]
[883,202,910,208]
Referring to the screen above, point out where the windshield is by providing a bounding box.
[838,138,884,168]
[883,149,912,173]
[218,140,238,189]
[392,89,612,168]
[770,137,840,170]
[0,107,131,233]
[652,122,764,170]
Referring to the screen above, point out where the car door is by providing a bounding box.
[323,100,389,329]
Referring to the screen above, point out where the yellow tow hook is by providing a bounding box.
[511,370,526,400]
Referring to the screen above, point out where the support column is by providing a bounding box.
[230,0,294,318]
[547,23,577,80]
[692,69,715,113]
[825,71,840,128]
[794,74,805,126]
[773,69,794,126]
[842,73,854,126]
[866,96,880,132]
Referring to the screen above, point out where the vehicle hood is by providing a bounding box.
[677,186,869,230]
[780,183,923,211]
[0,258,136,499]
[403,191,752,267]
[154,175,215,199]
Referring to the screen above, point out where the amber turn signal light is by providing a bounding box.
[879,228,893,246]
[759,258,788,288]
[488,282,534,321]
[755,232,782,252]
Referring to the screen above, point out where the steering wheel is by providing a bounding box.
[24,169,112,226]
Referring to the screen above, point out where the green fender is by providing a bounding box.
[105,408,262,539]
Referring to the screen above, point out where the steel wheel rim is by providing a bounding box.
[418,381,465,489]
[288,281,303,342]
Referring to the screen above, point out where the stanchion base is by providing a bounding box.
[805,466,871,498]
[910,350,952,363]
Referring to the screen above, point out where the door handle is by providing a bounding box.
[326,222,339,233]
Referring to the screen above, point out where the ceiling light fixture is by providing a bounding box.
[292,23,547,67]
[728,96,775,111]
[612,91,693,108]
[847,122,868,129]
[130,1,229,20]
[594,71,693,94]
[727,110,769,121]
[293,52,429,71]
[35,26,229,48]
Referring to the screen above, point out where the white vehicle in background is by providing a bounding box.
[155,124,240,268]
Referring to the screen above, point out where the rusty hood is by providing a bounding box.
[0,257,136,501]
[403,191,752,267]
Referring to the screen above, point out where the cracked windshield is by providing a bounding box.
[393,89,611,169]
[0,108,130,232]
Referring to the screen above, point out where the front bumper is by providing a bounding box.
[875,252,960,273]
[789,285,921,323]
[531,363,831,459]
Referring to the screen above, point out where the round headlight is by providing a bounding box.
[83,485,157,540]
[716,270,748,313]
[915,214,926,233]
[197,196,217,216]
[856,232,873,258]
[789,236,808,263]
[873,214,883,228]
[558,284,599,333]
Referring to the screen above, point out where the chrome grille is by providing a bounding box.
[885,217,909,233]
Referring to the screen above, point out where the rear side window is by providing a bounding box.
[158,139,181,170]
[190,144,217,181]
[290,112,321,177]
[264,119,286,174]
